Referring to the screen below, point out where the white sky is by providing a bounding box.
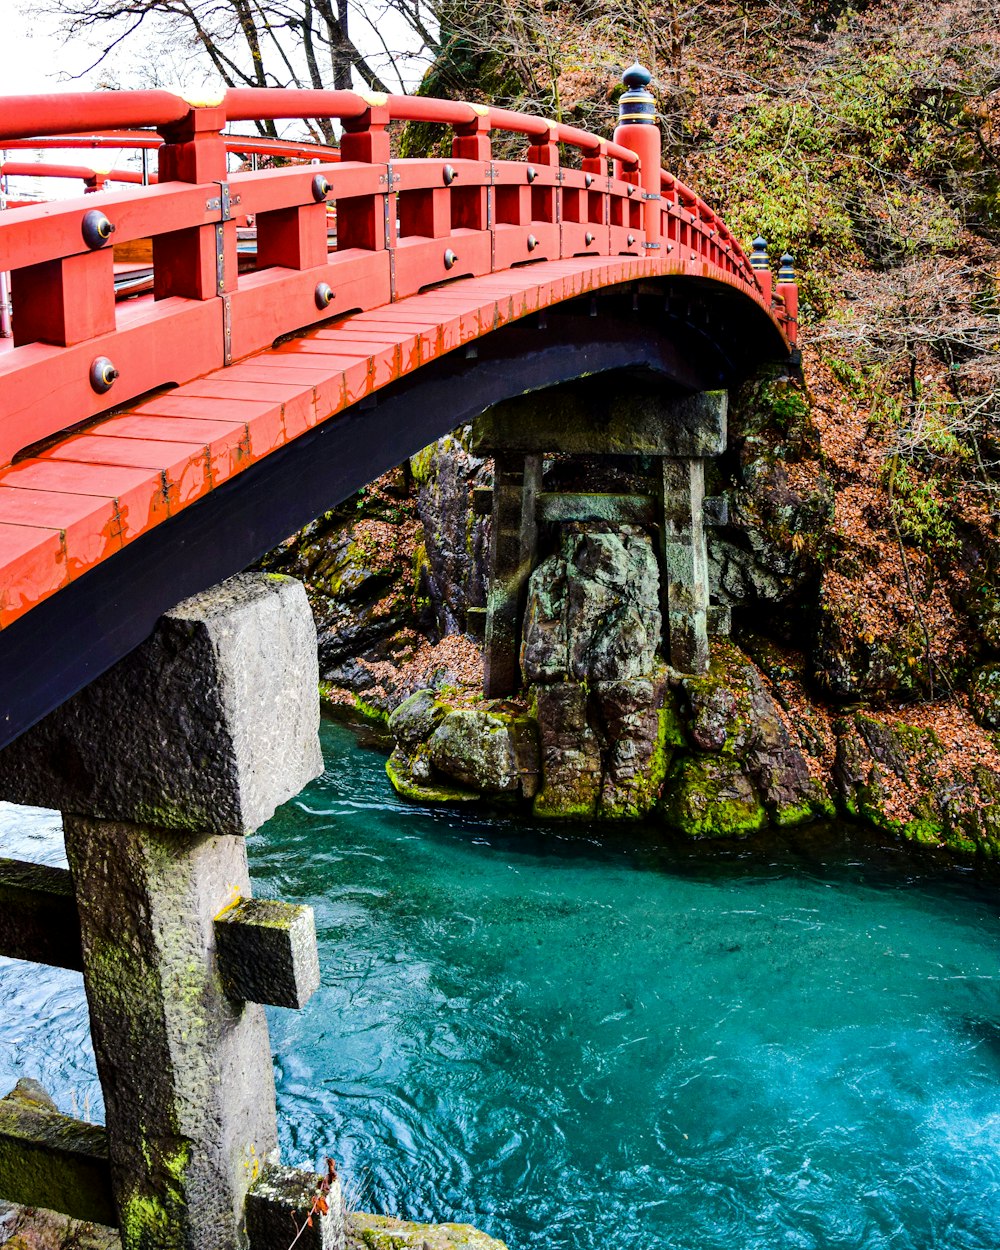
[0,0,431,198]
[3,0,120,94]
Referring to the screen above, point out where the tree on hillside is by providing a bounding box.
[41,0,443,135]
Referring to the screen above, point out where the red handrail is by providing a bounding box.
[0,84,794,478]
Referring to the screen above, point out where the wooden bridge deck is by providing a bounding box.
[0,251,750,627]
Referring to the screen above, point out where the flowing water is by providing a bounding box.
[2,717,1000,1249]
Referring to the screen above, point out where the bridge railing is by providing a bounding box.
[0,86,789,471]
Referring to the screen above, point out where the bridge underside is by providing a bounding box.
[0,262,785,750]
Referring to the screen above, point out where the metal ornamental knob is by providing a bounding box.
[315,283,334,309]
[585,232,595,246]
[527,234,538,251]
[526,167,537,183]
[627,233,635,246]
[311,174,331,202]
[443,164,457,185]
[618,62,655,124]
[444,248,458,270]
[89,356,119,394]
[82,209,115,250]
[585,174,594,188]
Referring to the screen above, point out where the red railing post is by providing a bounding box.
[775,253,798,346]
[337,95,391,259]
[452,108,491,162]
[613,63,662,249]
[153,99,235,302]
[750,237,773,307]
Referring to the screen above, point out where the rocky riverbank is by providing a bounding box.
[258,363,1000,864]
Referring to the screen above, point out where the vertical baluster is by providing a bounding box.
[153,102,233,302]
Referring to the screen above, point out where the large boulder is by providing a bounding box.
[531,683,603,819]
[428,709,522,793]
[521,527,661,684]
[594,674,682,819]
[677,639,834,826]
[410,426,491,636]
[661,755,768,838]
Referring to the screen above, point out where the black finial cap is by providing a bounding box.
[752,236,768,250]
[623,62,652,90]
[780,253,795,266]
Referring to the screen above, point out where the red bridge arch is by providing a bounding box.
[0,81,797,747]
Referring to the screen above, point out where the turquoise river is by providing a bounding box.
[2,717,1000,1249]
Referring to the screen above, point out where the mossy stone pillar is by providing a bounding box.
[484,452,541,696]
[62,817,274,1250]
[0,573,323,1250]
[659,459,710,674]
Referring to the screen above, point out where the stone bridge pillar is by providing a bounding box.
[473,386,726,692]
[0,575,342,1250]
[659,457,710,674]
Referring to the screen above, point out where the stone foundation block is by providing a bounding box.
[0,573,322,836]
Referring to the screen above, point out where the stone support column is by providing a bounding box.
[484,452,541,697]
[0,573,324,1250]
[659,458,710,674]
[62,816,275,1250]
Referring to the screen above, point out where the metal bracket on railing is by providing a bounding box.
[384,194,396,302]
[642,191,661,200]
[643,241,660,249]
[221,294,232,365]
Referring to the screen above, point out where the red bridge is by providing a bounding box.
[0,67,797,749]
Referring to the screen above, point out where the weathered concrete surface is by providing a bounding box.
[0,859,81,971]
[484,453,541,697]
[659,459,709,675]
[0,574,322,836]
[0,1080,114,1227]
[473,389,727,458]
[215,898,320,1010]
[535,492,655,525]
[246,1163,345,1250]
[63,817,278,1250]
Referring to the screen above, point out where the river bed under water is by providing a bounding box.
[2,716,1000,1249]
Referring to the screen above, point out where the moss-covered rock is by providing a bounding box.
[595,674,680,820]
[661,755,768,838]
[410,426,491,636]
[531,683,603,820]
[348,1212,508,1249]
[389,689,448,749]
[428,709,523,793]
[833,710,1000,858]
[679,639,834,826]
[386,747,480,805]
